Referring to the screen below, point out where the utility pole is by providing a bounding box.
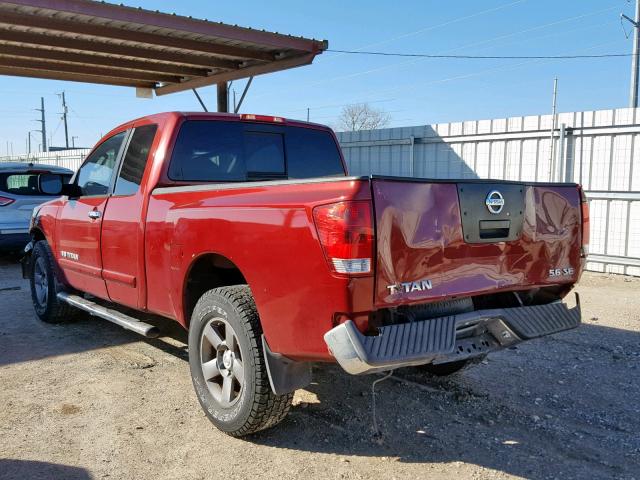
[58,91,70,148]
[622,0,640,108]
[34,97,47,152]
[27,130,39,154]
[307,107,310,122]
[72,136,79,148]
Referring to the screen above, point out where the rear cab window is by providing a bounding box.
[168,120,344,182]
[244,131,285,178]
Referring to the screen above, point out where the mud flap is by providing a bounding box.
[262,335,312,395]
[20,241,33,279]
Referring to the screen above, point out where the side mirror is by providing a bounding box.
[39,173,63,195]
[61,183,83,198]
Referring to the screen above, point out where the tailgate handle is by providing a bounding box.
[479,220,510,239]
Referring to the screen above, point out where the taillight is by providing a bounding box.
[578,186,589,256]
[313,201,374,275]
[0,196,15,206]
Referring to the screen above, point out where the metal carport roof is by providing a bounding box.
[0,0,327,96]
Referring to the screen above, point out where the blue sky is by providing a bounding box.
[0,0,636,154]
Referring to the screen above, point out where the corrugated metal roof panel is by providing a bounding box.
[0,0,327,94]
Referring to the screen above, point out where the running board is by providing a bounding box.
[57,292,160,338]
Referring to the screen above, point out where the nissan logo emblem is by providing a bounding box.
[485,190,505,214]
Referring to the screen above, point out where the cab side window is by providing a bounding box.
[76,132,126,196]
[168,121,245,182]
[114,125,157,196]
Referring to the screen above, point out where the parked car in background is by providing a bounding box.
[0,162,73,252]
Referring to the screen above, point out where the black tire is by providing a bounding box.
[188,285,293,437]
[29,240,78,323]
[419,359,469,376]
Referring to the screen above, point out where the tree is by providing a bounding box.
[336,103,391,131]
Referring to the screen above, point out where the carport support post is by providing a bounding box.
[217,82,229,113]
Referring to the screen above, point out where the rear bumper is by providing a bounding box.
[324,294,581,375]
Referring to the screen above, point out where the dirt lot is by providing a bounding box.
[0,256,638,480]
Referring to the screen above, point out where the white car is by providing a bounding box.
[0,162,73,252]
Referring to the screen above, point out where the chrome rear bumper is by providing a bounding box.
[324,295,581,375]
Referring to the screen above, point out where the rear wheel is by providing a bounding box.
[188,285,292,437]
[29,240,77,323]
[419,359,469,376]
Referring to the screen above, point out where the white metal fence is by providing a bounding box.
[2,107,638,275]
[336,108,640,276]
[0,149,89,171]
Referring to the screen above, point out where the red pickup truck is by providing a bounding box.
[23,112,588,437]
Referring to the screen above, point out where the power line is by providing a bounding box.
[253,6,620,100]
[280,98,396,115]
[431,5,619,56]
[347,39,626,104]
[313,39,626,126]
[326,50,633,60]
[326,0,528,60]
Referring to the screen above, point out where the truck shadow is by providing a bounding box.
[0,459,92,480]
[0,255,188,367]
[250,324,639,479]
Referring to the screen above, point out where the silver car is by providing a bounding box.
[0,162,73,252]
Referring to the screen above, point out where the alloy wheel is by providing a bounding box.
[200,317,245,407]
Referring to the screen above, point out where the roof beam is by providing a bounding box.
[0,56,182,83]
[2,0,324,52]
[0,29,239,69]
[156,53,315,95]
[0,65,156,88]
[0,10,276,61]
[0,44,211,77]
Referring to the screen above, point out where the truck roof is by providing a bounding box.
[105,111,332,136]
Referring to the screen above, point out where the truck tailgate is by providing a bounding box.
[372,177,583,308]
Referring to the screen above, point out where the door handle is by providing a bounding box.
[88,210,102,219]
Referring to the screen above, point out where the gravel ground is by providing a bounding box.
[0,255,638,480]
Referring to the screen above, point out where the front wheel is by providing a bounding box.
[188,285,292,437]
[29,240,77,323]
